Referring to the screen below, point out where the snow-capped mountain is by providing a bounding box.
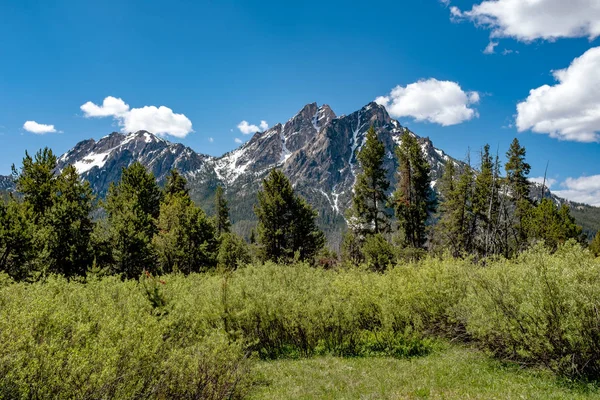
[56,130,210,196]
[186,102,456,243]
[1,101,598,243]
[0,175,13,192]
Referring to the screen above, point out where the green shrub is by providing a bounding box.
[362,234,395,272]
[0,275,252,399]
[462,241,600,379]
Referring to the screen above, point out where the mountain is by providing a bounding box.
[1,101,599,245]
[188,102,460,245]
[56,130,210,196]
[0,175,13,192]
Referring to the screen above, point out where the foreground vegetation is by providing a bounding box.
[252,347,598,400]
[1,244,600,398]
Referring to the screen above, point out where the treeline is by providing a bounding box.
[341,128,593,270]
[0,132,598,281]
[0,149,324,281]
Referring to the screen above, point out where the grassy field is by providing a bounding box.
[251,346,599,400]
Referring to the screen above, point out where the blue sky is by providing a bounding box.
[1,0,600,204]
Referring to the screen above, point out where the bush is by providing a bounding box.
[362,234,395,272]
[462,241,600,379]
[0,275,252,399]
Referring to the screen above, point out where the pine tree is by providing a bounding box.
[472,144,501,256]
[217,232,251,270]
[255,169,324,262]
[0,197,33,280]
[214,186,231,236]
[525,199,582,251]
[590,231,600,257]
[164,169,189,197]
[434,159,476,257]
[10,151,96,278]
[505,138,532,252]
[340,230,364,265]
[348,126,390,236]
[154,192,217,274]
[38,165,95,276]
[393,131,434,248]
[105,162,161,278]
[12,148,58,219]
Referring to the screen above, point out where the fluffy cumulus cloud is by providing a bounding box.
[529,176,557,188]
[451,0,600,42]
[375,78,480,126]
[23,120,57,134]
[516,47,600,142]
[237,120,268,135]
[80,96,193,138]
[553,175,600,207]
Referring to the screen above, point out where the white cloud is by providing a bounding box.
[375,78,480,126]
[516,47,600,143]
[529,176,557,188]
[553,175,600,207]
[80,96,193,138]
[234,138,243,144]
[451,0,600,42]
[237,120,268,135]
[483,41,498,54]
[80,96,129,117]
[208,137,214,143]
[23,120,57,134]
[440,0,450,6]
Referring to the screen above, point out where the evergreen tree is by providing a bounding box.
[0,197,33,280]
[154,192,217,274]
[214,185,231,236]
[472,145,501,256]
[217,232,251,270]
[525,199,583,251]
[255,169,324,262]
[10,150,96,278]
[105,162,161,278]
[505,138,532,251]
[340,230,364,266]
[348,126,390,236]
[12,148,58,218]
[590,231,600,257]
[393,131,434,248]
[164,169,189,197]
[434,161,475,256]
[37,165,95,276]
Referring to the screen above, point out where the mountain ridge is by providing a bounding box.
[1,101,599,243]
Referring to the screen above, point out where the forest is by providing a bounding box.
[1,128,600,399]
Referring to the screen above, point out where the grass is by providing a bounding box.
[250,346,599,400]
